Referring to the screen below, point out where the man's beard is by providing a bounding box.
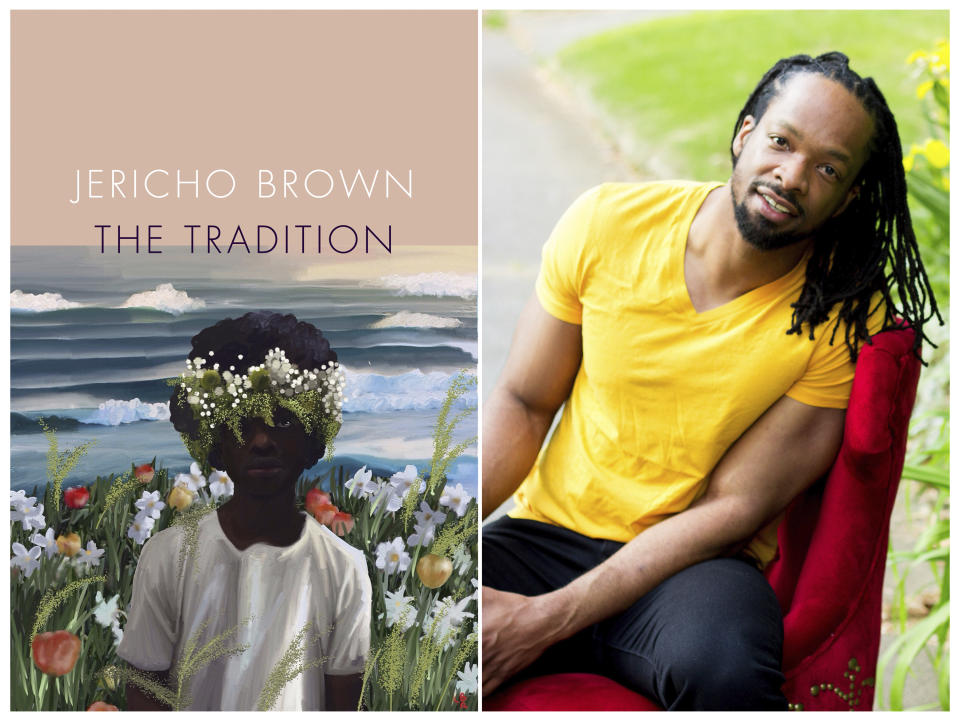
[731,184,808,251]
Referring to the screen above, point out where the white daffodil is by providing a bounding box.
[16,502,47,532]
[174,462,207,492]
[345,466,375,498]
[383,589,417,631]
[406,521,436,549]
[439,484,471,518]
[413,501,447,530]
[92,591,123,629]
[423,595,474,649]
[374,537,411,575]
[11,542,42,578]
[134,490,165,519]
[389,464,425,498]
[31,528,59,559]
[470,577,479,601]
[452,543,473,576]
[207,469,234,499]
[77,540,106,568]
[10,490,35,513]
[111,621,124,646]
[372,483,403,514]
[455,662,479,696]
[127,514,155,545]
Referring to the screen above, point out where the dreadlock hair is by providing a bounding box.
[732,51,941,362]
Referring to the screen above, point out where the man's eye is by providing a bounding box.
[820,165,840,180]
[770,135,788,148]
[275,415,294,428]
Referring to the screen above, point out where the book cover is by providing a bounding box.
[10,10,478,711]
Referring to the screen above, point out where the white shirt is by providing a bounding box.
[118,511,371,710]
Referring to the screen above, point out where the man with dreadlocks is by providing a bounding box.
[481,53,940,709]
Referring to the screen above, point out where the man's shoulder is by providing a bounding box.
[301,516,367,574]
[584,180,722,225]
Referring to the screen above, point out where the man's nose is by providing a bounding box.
[245,418,278,451]
[775,155,809,195]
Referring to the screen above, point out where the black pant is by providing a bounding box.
[482,517,788,711]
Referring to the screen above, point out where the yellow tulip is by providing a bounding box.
[167,485,195,511]
[922,139,949,169]
[55,532,81,557]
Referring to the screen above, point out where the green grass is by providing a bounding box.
[556,10,948,181]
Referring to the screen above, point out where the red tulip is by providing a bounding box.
[305,488,332,515]
[32,630,81,676]
[134,464,155,484]
[64,486,90,509]
[330,511,354,536]
[312,502,339,526]
[86,701,119,711]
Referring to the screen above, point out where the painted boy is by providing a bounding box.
[118,311,371,710]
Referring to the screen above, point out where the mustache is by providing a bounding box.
[751,181,803,217]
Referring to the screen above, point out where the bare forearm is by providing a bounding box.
[481,385,556,518]
[536,496,760,646]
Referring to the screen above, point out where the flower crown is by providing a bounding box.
[172,347,346,467]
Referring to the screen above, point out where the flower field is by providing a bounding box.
[10,373,478,711]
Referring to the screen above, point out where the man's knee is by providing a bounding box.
[661,627,787,710]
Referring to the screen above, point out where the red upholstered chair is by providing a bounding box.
[484,328,921,712]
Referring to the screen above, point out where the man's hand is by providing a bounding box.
[482,396,845,694]
[481,586,568,696]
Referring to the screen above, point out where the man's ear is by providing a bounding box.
[832,184,860,218]
[732,115,757,159]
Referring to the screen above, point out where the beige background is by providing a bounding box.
[11,10,477,248]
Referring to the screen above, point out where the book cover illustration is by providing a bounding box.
[10,10,478,711]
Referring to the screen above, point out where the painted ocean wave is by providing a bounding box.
[343,368,477,413]
[11,283,205,316]
[370,311,462,329]
[120,283,205,314]
[371,272,477,298]
[11,290,84,312]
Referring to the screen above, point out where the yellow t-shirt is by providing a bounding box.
[510,181,879,565]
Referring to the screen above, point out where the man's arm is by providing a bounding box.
[482,294,582,518]
[325,673,363,711]
[482,394,845,695]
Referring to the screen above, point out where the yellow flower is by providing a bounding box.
[55,532,81,557]
[167,485,195,511]
[903,155,915,173]
[941,175,950,192]
[916,79,935,99]
[922,139,949,169]
[906,49,929,66]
